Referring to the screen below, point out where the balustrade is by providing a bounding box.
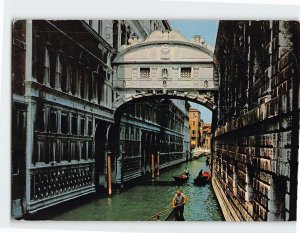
[31,164,94,201]
[122,156,141,174]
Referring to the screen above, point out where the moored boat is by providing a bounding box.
[194,171,211,186]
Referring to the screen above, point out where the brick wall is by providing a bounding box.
[213,21,299,221]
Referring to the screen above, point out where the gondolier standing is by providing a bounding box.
[172,190,187,221]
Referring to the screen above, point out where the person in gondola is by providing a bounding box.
[183,167,189,176]
[198,169,203,177]
[172,190,187,221]
[206,157,210,166]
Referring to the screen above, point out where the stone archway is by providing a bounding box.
[112,30,218,112]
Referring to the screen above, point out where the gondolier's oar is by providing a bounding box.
[145,203,185,221]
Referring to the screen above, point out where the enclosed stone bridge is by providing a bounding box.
[111,30,218,111]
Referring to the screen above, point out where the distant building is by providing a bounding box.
[189,108,201,149]
[201,123,211,149]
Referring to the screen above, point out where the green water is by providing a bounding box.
[39,157,224,221]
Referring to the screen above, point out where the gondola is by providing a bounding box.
[165,208,175,221]
[172,173,189,183]
[194,171,211,186]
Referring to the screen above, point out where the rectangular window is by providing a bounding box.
[131,127,134,140]
[49,111,57,133]
[36,107,45,132]
[180,67,191,78]
[81,141,87,160]
[140,68,150,79]
[61,141,70,161]
[70,142,76,160]
[88,120,92,136]
[88,141,93,159]
[80,118,85,135]
[75,142,80,160]
[136,105,140,118]
[48,141,54,163]
[125,126,129,139]
[61,113,68,134]
[71,115,77,135]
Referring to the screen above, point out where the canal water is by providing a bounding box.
[33,157,224,221]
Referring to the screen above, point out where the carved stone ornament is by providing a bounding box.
[205,91,214,100]
[161,44,170,60]
[162,68,168,78]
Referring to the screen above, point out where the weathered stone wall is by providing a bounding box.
[213,21,299,221]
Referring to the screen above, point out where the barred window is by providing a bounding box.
[140,68,150,79]
[180,67,191,78]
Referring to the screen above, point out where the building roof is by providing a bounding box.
[189,108,200,112]
[202,123,211,134]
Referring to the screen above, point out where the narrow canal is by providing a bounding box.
[31,157,224,221]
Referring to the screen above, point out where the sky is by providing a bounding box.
[169,20,219,123]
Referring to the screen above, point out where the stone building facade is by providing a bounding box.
[189,108,201,149]
[117,99,190,183]
[213,21,299,221]
[11,20,177,218]
[201,122,211,149]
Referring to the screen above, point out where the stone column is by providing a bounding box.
[43,44,51,87]
[67,57,73,95]
[75,65,80,98]
[55,50,62,91]
[24,20,35,205]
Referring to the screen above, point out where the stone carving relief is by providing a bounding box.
[162,68,168,78]
[132,66,138,79]
[191,35,205,45]
[161,44,170,59]
[144,30,187,43]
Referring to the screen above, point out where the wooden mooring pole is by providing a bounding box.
[107,151,112,196]
[151,154,155,179]
[157,152,160,176]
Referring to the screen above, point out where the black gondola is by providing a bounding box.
[194,171,210,186]
[165,208,175,221]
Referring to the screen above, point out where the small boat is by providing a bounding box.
[165,208,175,221]
[194,171,211,186]
[172,174,188,183]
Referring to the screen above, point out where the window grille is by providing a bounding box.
[140,68,150,79]
[180,67,191,78]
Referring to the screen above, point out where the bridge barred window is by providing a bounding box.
[180,67,191,78]
[140,68,150,79]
